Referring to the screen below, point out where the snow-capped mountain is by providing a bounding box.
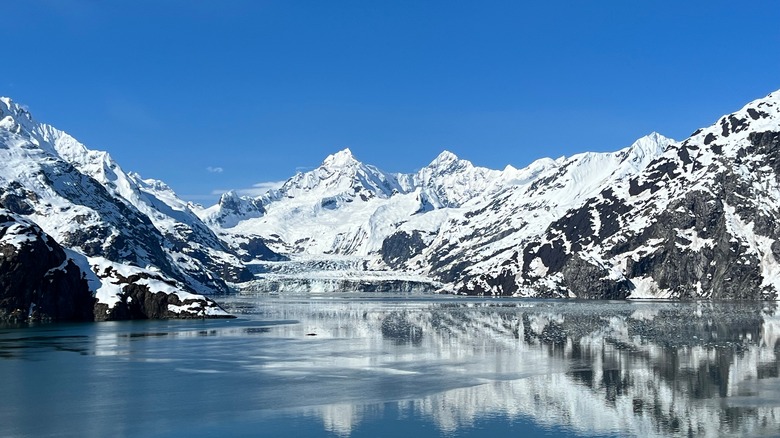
[205,130,673,292]
[398,150,506,209]
[0,96,267,319]
[383,132,673,288]
[505,90,780,299]
[5,88,780,303]
[205,89,780,299]
[201,147,519,257]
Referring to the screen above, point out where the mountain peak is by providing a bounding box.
[322,148,357,167]
[627,132,674,156]
[0,96,35,132]
[426,150,473,173]
[430,150,459,166]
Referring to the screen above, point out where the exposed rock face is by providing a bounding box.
[83,259,233,321]
[419,134,672,296]
[200,191,266,228]
[0,207,231,322]
[92,270,231,321]
[237,236,289,263]
[0,209,93,322]
[0,96,277,298]
[381,231,427,269]
[507,92,780,299]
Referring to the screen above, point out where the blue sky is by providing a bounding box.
[3,1,779,204]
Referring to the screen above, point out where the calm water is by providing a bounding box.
[2,296,780,437]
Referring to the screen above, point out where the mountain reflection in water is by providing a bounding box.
[1,298,779,437]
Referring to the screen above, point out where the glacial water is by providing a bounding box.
[2,296,780,437]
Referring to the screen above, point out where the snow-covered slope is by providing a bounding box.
[204,128,673,295]
[397,150,506,209]
[0,96,260,316]
[485,90,780,299]
[7,88,779,301]
[384,132,673,288]
[202,148,521,257]
[205,90,780,299]
[0,98,176,276]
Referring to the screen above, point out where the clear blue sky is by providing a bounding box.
[3,1,779,204]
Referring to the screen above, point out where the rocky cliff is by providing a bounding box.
[0,208,93,322]
[484,91,780,299]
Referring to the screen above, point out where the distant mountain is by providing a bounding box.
[199,147,519,256]
[205,89,780,299]
[384,132,673,292]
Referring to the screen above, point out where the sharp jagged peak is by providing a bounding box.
[638,131,673,144]
[0,96,27,115]
[424,150,476,174]
[0,96,36,133]
[321,148,358,168]
[431,150,459,165]
[219,190,240,203]
[0,97,34,125]
[627,132,675,155]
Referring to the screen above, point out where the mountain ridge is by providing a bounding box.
[3,89,780,305]
[0,96,254,320]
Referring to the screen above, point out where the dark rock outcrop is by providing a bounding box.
[238,237,288,263]
[381,231,427,269]
[90,266,232,321]
[511,123,780,299]
[450,92,780,299]
[0,209,94,322]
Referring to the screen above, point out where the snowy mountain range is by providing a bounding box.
[201,90,780,299]
[198,132,674,291]
[0,97,245,320]
[2,88,780,319]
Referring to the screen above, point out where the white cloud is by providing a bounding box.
[248,181,286,192]
[209,181,286,198]
[237,181,286,196]
[206,166,224,174]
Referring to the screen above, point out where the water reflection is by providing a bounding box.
[1,299,779,437]
[222,299,780,437]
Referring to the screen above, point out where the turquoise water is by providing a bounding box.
[2,297,779,437]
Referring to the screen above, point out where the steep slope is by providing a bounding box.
[0,207,93,322]
[0,97,261,295]
[486,90,780,299]
[0,98,270,292]
[0,99,176,275]
[398,150,506,209]
[0,205,228,321]
[203,89,780,301]
[382,133,673,288]
[206,148,516,257]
